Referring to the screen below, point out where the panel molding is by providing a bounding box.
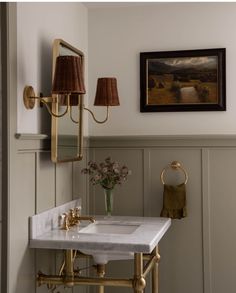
[87,135,236,293]
[201,149,212,293]
[8,134,236,293]
[143,149,151,216]
[9,136,89,293]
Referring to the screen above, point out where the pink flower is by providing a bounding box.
[102,167,108,173]
[81,157,131,189]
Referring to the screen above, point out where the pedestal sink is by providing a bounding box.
[78,221,140,264]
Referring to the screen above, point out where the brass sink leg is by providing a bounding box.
[96,264,106,293]
[152,246,160,293]
[133,253,146,293]
[65,250,74,287]
[37,249,161,292]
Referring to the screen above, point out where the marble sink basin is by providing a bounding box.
[78,221,139,264]
[79,248,134,264]
[79,222,140,235]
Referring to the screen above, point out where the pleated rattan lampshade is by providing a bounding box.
[94,78,120,106]
[52,55,86,94]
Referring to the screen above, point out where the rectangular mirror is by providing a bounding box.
[51,39,85,163]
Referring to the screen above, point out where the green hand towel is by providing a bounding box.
[160,183,187,219]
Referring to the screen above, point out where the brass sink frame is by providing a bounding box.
[37,246,160,293]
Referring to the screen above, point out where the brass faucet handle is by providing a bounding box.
[74,207,81,217]
[73,207,82,226]
[60,213,70,230]
[68,208,75,219]
[68,208,76,226]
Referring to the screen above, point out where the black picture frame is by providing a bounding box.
[140,48,226,112]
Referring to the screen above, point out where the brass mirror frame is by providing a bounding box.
[51,39,85,163]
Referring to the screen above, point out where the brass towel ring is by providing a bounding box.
[160,161,188,185]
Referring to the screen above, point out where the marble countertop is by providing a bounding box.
[30,215,171,254]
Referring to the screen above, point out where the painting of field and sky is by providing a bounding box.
[140,49,226,112]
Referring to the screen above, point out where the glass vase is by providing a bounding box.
[104,188,114,216]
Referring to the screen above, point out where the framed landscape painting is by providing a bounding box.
[140,48,226,112]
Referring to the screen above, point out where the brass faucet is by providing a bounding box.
[60,207,95,231]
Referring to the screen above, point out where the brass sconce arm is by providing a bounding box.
[70,105,109,125]
[40,96,70,118]
[84,106,109,124]
[23,85,70,118]
[69,106,79,124]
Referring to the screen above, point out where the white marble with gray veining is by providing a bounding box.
[29,200,171,255]
[30,199,81,239]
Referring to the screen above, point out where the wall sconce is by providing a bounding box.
[23,55,120,123]
[23,51,120,163]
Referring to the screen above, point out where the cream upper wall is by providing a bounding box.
[17,2,88,135]
[88,3,236,136]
